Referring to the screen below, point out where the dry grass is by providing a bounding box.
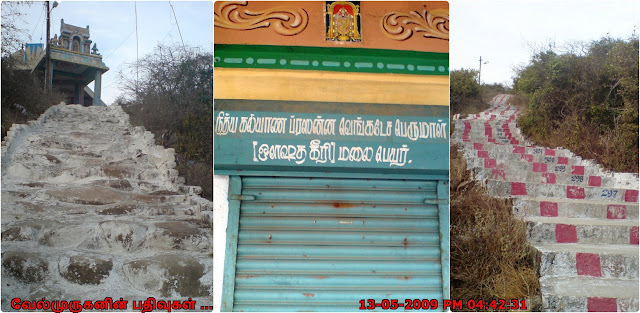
[450,144,540,309]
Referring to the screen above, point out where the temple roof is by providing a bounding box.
[60,19,90,38]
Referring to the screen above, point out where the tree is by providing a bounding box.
[450,69,482,114]
[1,2,30,58]
[118,44,213,199]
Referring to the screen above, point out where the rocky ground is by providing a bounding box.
[1,103,213,311]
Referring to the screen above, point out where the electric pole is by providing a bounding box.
[478,56,482,84]
[45,1,51,92]
[478,56,488,85]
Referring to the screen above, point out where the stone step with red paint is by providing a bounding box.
[470,150,586,167]
[486,180,638,203]
[466,158,605,179]
[457,139,586,160]
[534,244,639,279]
[525,216,639,245]
[539,276,639,311]
[514,198,639,220]
[466,162,618,188]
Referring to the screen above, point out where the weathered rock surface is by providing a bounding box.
[453,94,639,312]
[1,103,213,310]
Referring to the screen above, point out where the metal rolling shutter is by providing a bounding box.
[223,176,447,312]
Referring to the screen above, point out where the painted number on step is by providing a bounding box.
[601,189,618,198]
[545,157,555,163]
[533,148,543,154]
[555,165,566,172]
[571,175,584,183]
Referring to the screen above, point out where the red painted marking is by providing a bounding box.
[631,227,639,245]
[544,149,555,156]
[571,166,585,175]
[555,224,577,243]
[587,298,617,312]
[540,201,558,217]
[542,173,556,184]
[567,186,586,199]
[484,158,496,169]
[477,150,489,158]
[557,157,568,165]
[473,143,483,150]
[512,146,525,154]
[607,205,626,219]
[576,253,601,277]
[532,163,547,173]
[511,182,527,196]
[510,138,519,145]
[625,189,639,203]
[588,176,602,187]
[492,168,506,180]
[522,154,533,162]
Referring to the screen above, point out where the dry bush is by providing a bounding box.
[450,144,540,309]
[177,160,212,200]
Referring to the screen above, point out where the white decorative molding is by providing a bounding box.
[214,1,308,36]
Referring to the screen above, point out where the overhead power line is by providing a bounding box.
[169,1,186,52]
[135,1,139,99]
[103,30,135,60]
[30,5,45,41]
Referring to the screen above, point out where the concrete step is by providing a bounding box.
[468,161,616,187]
[486,179,638,203]
[466,148,586,167]
[525,216,639,245]
[458,140,578,159]
[514,198,639,220]
[533,243,639,279]
[540,276,638,311]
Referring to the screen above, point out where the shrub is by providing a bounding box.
[513,35,638,172]
[450,69,484,116]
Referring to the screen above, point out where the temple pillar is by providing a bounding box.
[76,82,84,106]
[94,70,102,106]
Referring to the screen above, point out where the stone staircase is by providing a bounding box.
[453,94,639,312]
[1,103,212,310]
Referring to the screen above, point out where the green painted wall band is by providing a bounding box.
[214,44,449,76]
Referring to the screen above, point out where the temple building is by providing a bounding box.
[23,19,109,106]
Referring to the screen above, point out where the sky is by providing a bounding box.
[450,0,640,86]
[5,1,213,105]
[4,1,639,97]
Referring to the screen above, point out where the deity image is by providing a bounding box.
[326,1,361,42]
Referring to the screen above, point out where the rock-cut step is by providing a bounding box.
[525,216,638,245]
[514,198,639,220]
[533,243,639,279]
[540,276,639,311]
[486,179,638,203]
[466,159,617,187]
